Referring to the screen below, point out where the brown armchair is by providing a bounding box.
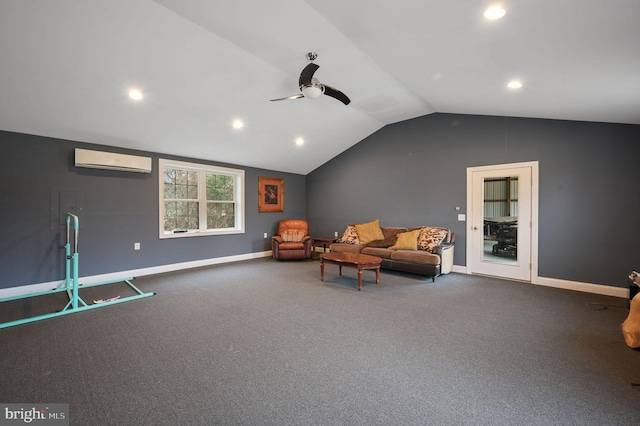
[272,219,312,260]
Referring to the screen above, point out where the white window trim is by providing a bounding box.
[159,158,245,239]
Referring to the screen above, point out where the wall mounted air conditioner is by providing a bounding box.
[74,148,152,173]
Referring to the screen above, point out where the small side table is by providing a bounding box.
[312,237,336,258]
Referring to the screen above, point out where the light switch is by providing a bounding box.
[457,214,466,221]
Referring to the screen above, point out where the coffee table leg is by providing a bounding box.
[339,265,342,276]
[320,260,325,281]
[358,269,363,291]
[376,267,380,284]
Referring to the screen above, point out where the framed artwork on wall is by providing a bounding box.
[258,176,284,212]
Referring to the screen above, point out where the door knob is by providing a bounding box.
[473,226,479,230]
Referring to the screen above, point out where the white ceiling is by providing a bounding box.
[1,1,638,174]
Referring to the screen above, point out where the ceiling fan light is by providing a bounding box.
[302,85,322,99]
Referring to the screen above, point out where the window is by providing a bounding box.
[159,159,244,239]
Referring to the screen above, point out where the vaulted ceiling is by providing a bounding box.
[1,1,638,174]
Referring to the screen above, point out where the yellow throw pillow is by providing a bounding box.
[355,219,385,245]
[389,229,422,250]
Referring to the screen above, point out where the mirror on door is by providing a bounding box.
[482,176,518,264]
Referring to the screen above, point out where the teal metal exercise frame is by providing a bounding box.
[0,213,155,329]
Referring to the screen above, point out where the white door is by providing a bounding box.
[467,162,538,282]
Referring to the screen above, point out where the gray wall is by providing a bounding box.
[3,112,639,291]
[0,131,306,289]
[306,113,640,288]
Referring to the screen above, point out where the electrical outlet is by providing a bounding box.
[134,242,141,250]
[334,231,338,237]
[264,232,268,238]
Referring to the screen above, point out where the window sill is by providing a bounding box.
[160,229,244,239]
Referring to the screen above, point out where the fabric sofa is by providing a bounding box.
[329,219,455,281]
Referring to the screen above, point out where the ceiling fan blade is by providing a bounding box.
[270,94,304,102]
[298,63,319,87]
[322,85,351,105]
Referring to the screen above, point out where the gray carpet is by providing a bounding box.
[1,258,639,425]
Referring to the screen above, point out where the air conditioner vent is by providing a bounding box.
[75,148,152,173]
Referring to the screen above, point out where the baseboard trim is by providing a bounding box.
[0,251,273,300]
[534,276,627,298]
[450,264,626,298]
[2,256,627,300]
[451,265,468,274]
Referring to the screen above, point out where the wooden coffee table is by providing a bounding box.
[320,252,382,291]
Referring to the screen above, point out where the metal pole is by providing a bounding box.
[65,215,71,290]
[68,213,80,310]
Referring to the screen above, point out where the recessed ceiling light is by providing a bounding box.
[128,89,143,100]
[507,81,523,89]
[232,119,244,129]
[484,6,506,20]
[295,137,304,146]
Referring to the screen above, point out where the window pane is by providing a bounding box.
[206,174,234,201]
[187,171,198,198]
[176,170,188,185]
[163,168,176,184]
[164,184,175,199]
[164,168,198,200]
[207,203,235,229]
[164,201,199,231]
[163,169,178,199]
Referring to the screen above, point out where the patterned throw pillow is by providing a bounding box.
[282,230,305,242]
[339,225,360,244]
[417,227,449,253]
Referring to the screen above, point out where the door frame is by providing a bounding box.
[466,161,539,282]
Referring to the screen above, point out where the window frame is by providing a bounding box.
[159,158,245,239]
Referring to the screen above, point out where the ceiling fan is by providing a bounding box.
[270,52,351,105]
